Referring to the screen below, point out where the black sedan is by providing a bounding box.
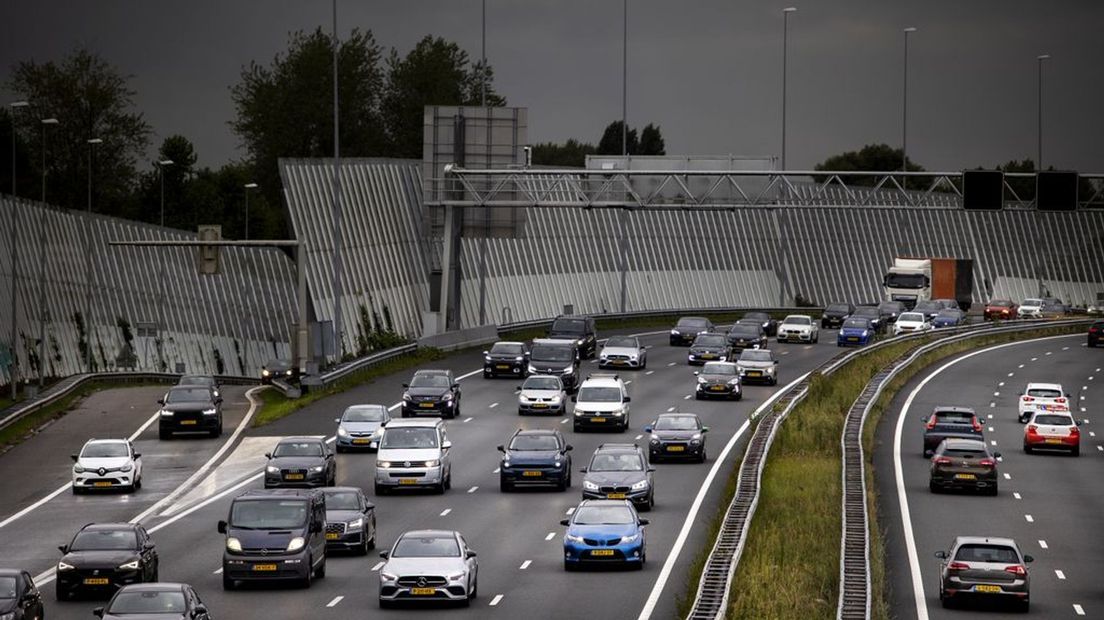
[499,429,573,492]
[56,523,159,601]
[913,300,942,320]
[726,324,767,351]
[261,358,298,384]
[694,362,742,400]
[157,386,223,439]
[877,300,907,323]
[401,369,461,418]
[821,302,854,329]
[670,316,714,345]
[95,583,211,619]
[645,413,708,462]
[322,487,376,555]
[742,311,778,337]
[483,341,530,378]
[687,333,733,365]
[263,437,336,488]
[0,569,44,620]
[922,407,983,456]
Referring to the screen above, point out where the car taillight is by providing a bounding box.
[948,562,971,572]
[1004,565,1027,577]
[926,417,938,429]
[1090,327,1100,333]
[1001,309,1009,314]
[933,456,953,465]
[971,418,983,432]
[1026,425,1039,435]
[1070,426,1080,437]
[1056,397,1067,403]
[979,458,996,468]
[1022,396,1034,402]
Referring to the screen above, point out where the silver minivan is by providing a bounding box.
[374,419,453,495]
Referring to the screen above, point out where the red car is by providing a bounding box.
[983,299,1018,320]
[1023,410,1080,456]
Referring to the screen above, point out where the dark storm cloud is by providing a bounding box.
[2,1,1101,172]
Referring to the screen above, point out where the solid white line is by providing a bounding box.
[372,561,384,571]
[440,508,451,517]
[625,380,633,385]
[1056,570,1066,580]
[637,373,808,620]
[519,560,531,570]
[489,594,504,606]
[0,483,70,531]
[1025,514,1034,523]
[1074,604,1085,616]
[467,486,478,493]
[463,417,474,423]
[327,596,344,607]
[545,532,556,541]
[1039,540,1048,549]
[893,334,1078,620]
[489,402,498,409]
[1013,492,1022,500]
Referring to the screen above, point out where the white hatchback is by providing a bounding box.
[72,439,143,493]
[893,312,931,336]
[1017,382,1069,423]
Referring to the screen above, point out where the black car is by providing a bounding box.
[261,358,298,384]
[177,374,221,398]
[821,302,854,329]
[645,413,708,462]
[499,429,573,492]
[483,341,530,378]
[913,300,942,320]
[401,369,461,418]
[529,339,581,392]
[1089,320,1103,347]
[264,437,336,488]
[922,407,984,456]
[726,324,767,351]
[95,583,210,619]
[929,438,1000,495]
[0,569,43,620]
[742,311,778,337]
[549,315,598,359]
[687,333,733,365]
[580,443,655,511]
[321,487,376,555]
[157,386,223,439]
[670,316,714,346]
[694,362,742,400]
[877,300,907,323]
[218,489,327,589]
[56,523,159,601]
[852,306,887,334]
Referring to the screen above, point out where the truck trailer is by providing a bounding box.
[883,257,974,311]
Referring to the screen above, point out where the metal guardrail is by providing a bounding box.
[316,344,419,386]
[497,306,824,336]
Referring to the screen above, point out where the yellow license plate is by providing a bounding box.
[352,438,370,444]
[590,549,615,557]
[252,564,277,572]
[847,337,858,342]
[975,584,1001,593]
[325,533,339,540]
[667,446,686,452]
[496,364,509,369]
[399,478,419,485]
[1045,438,1062,444]
[411,587,436,596]
[701,354,715,359]
[419,402,436,408]
[591,418,605,423]
[83,578,110,585]
[710,386,725,391]
[607,493,626,499]
[285,473,304,480]
[613,360,625,365]
[522,471,542,477]
[954,473,976,480]
[748,371,761,377]
[180,419,197,425]
[533,403,548,408]
[93,481,113,487]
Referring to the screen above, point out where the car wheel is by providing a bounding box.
[222,574,236,591]
[133,476,142,491]
[734,393,743,401]
[336,445,346,454]
[1023,444,1033,454]
[698,449,707,464]
[55,584,70,602]
[1071,446,1080,457]
[500,478,512,493]
[469,576,478,600]
[1019,599,1030,613]
[988,484,999,496]
[401,410,410,418]
[929,481,939,493]
[379,598,394,609]
[694,392,703,401]
[301,557,313,588]
[573,423,582,432]
[445,470,452,490]
[315,555,326,579]
[72,485,82,495]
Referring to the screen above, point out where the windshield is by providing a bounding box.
[343,405,386,422]
[531,344,574,362]
[729,325,761,337]
[573,505,635,525]
[265,359,290,369]
[1026,388,1062,398]
[783,316,810,326]
[273,441,323,457]
[898,313,925,323]
[551,318,586,335]
[702,362,737,376]
[81,442,128,458]
[410,374,450,388]
[323,491,361,511]
[885,272,929,289]
[523,376,561,391]
[914,302,940,313]
[0,577,17,599]
[878,302,902,313]
[577,387,623,403]
[166,387,211,403]
[605,336,638,348]
[744,312,769,321]
[826,303,851,313]
[510,434,560,451]
[954,544,1018,563]
[739,350,773,362]
[1034,414,1073,425]
[381,427,439,449]
[393,535,460,558]
[1022,298,1042,306]
[590,453,643,472]
[70,529,136,551]
[676,318,709,329]
[843,319,870,329]
[694,334,727,346]
[490,343,524,355]
[230,500,308,529]
[654,416,699,431]
[108,590,186,614]
[936,309,959,317]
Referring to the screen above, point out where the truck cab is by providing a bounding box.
[883,258,931,309]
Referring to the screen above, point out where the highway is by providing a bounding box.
[0,329,840,619]
[878,334,1102,619]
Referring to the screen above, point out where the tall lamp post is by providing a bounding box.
[7,100,29,399]
[241,181,259,376]
[155,159,173,371]
[84,138,102,372]
[1036,54,1050,170]
[331,0,345,365]
[781,7,797,171]
[243,182,258,241]
[901,26,917,174]
[36,117,59,388]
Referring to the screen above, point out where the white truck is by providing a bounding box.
[883,256,974,311]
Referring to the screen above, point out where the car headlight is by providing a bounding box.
[447,573,466,581]
[620,533,640,544]
[266,465,280,474]
[402,393,412,401]
[583,480,599,491]
[550,395,562,404]
[159,409,172,417]
[337,426,349,437]
[502,459,511,468]
[286,537,305,552]
[563,366,574,375]
[346,518,363,532]
[377,461,392,469]
[423,459,440,467]
[514,356,524,362]
[527,364,538,374]
[285,369,293,376]
[310,465,324,473]
[73,464,85,473]
[380,571,398,581]
[697,376,707,384]
[0,611,15,620]
[518,394,531,404]
[262,369,271,377]
[57,561,75,571]
[574,409,586,417]
[203,408,218,415]
[691,433,703,441]
[862,330,869,337]
[728,378,740,385]
[650,438,660,446]
[613,409,624,417]
[576,339,584,345]
[553,460,562,468]
[441,393,453,401]
[118,559,141,570]
[120,462,133,472]
[484,355,492,363]
[630,479,650,491]
[226,537,242,552]
[565,533,585,544]
[629,354,638,360]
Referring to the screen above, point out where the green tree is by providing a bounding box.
[638,123,666,156]
[381,35,505,159]
[6,48,151,214]
[531,139,596,167]
[814,143,925,189]
[597,121,637,156]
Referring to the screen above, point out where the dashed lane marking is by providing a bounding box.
[489,403,498,408]
[560,418,569,424]
[999,382,1005,387]
[468,486,478,493]
[327,596,344,608]
[440,508,452,517]
[493,468,501,474]
[990,440,997,446]
[1039,540,1048,549]
[566,507,575,516]
[1031,357,1038,361]
[1008,372,1015,377]
[372,562,384,571]
[214,568,223,574]
[1013,492,1022,500]
[1025,514,1034,523]
[1019,364,1025,368]
[989,403,995,408]
[646,370,655,375]
[988,414,993,419]
[464,417,474,423]
[666,407,676,412]
[993,392,1000,397]
[545,532,556,541]
[625,381,633,385]
[1004,473,1012,480]
[684,394,692,400]
[519,560,532,570]
[1074,604,1085,616]
[490,595,504,607]
[988,427,994,432]
[667,362,676,367]
[1055,570,1066,580]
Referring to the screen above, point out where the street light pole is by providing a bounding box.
[36,117,58,388]
[156,159,173,372]
[84,138,102,373]
[331,0,345,365]
[243,182,258,241]
[902,27,917,174]
[481,0,487,107]
[621,0,628,157]
[7,100,28,399]
[1036,54,1050,170]
[242,181,259,376]
[781,7,796,171]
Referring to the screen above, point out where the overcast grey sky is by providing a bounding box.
[3,1,1102,172]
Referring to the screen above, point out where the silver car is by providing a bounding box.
[517,375,567,415]
[335,404,390,452]
[599,336,647,370]
[378,530,478,608]
[935,536,1032,611]
[736,349,779,385]
[374,419,452,495]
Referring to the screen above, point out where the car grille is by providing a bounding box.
[583,537,623,546]
[389,472,426,478]
[397,576,448,587]
[241,546,287,554]
[599,485,631,493]
[416,396,438,403]
[325,522,346,536]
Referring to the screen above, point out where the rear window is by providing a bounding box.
[942,448,986,458]
[934,411,974,423]
[1033,414,1073,426]
[1026,388,1062,398]
[954,544,1019,563]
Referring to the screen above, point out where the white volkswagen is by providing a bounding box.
[71,439,142,493]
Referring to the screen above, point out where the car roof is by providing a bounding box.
[84,438,128,445]
[82,522,138,532]
[115,582,187,592]
[953,536,1018,548]
[580,375,623,388]
[1025,382,1063,390]
[491,341,524,346]
[413,369,450,376]
[398,529,458,539]
[594,443,641,454]
[578,499,635,509]
[384,418,443,428]
[532,338,576,346]
[277,436,326,444]
[514,428,559,436]
[321,486,363,494]
[523,374,562,383]
[677,316,709,322]
[783,314,812,320]
[238,488,323,500]
[656,412,700,420]
[933,406,976,415]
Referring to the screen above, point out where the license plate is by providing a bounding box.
[180,419,197,425]
[590,549,615,557]
[496,364,509,369]
[710,386,725,391]
[532,403,548,409]
[954,473,976,480]
[702,354,715,359]
[285,473,304,480]
[975,584,1001,593]
[848,337,858,342]
[1045,438,1062,444]
[419,402,436,408]
[252,564,277,572]
[748,371,761,377]
[411,587,436,596]
[93,481,113,487]
[325,533,339,540]
[352,438,370,444]
[83,578,110,585]
[607,493,626,499]
[399,478,419,485]
[591,418,606,423]
[667,445,686,452]
[522,471,543,477]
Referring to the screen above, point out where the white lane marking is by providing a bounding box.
[1025,514,1034,523]
[519,560,531,570]
[993,391,1000,397]
[781,350,789,355]
[1062,346,1069,351]
[1004,473,1012,480]
[372,561,384,571]
[327,596,344,607]
[560,418,568,424]
[666,407,675,412]
[1031,357,1038,361]
[213,567,223,574]
[1084,386,1090,390]
[1055,570,1066,580]
[893,334,1078,620]
[1046,351,1052,356]
[1090,376,1095,381]
[1039,540,1048,549]
[1008,372,1015,377]
[989,402,995,408]
[988,427,994,432]
[667,362,676,367]
[637,372,809,620]
[545,532,556,541]
[683,394,692,400]
[565,507,575,516]
[463,417,474,423]
[987,413,993,419]
[1074,604,1085,616]
[490,594,504,607]
[635,434,643,440]
[1019,364,1025,368]
[493,468,500,474]
[646,370,655,375]
[625,380,633,385]
[1013,492,1022,500]
[440,508,452,517]
[990,440,997,446]
[1090,432,1096,438]
[489,402,498,408]
[998,382,1005,387]
[467,486,478,493]
[1097,446,1102,452]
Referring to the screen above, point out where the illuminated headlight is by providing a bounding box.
[484,355,492,362]
[670,330,678,335]
[576,339,584,345]
[441,393,453,401]
[553,460,562,468]
[310,465,324,473]
[402,393,412,401]
[502,459,511,468]
[262,369,271,377]
[518,394,531,404]
[73,464,85,473]
[630,479,650,491]
[565,533,585,544]
[120,462,133,472]
[377,461,393,469]
[346,518,363,532]
[514,356,524,362]
[650,438,660,446]
[549,395,562,404]
[380,571,398,581]
[423,459,440,467]
[57,561,75,572]
[583,480,599,491]
[861,330,869,337]
[574,409,586,417]
[286,537,306,552]
[285,370,293,376]
[337,426,350,437]
[203,408,218,415]
[447,573,465,582]
[226,537,242,552]
[159,409,172,417]
[266,465,280,474]
[728,378,740,385]
[562,366,574,375]
[612,410,624,417]
[766,366,776,374]
[691,433,703,441]
[697,376,707,384]
[118,559,141,570]
[620,533,640,544]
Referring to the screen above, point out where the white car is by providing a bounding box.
[1017,382,1069,423]
[517,375,567,415]
[599,336,647,370]
[374,418,452,494]
[572,373,631,432]
[736,349,779,385]
[892,312,931,336]
[1018,298,1044,318]
[776,315,819,343]
[71,439,143,493]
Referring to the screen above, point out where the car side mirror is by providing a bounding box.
[702,427,710,433]
[579,468,588,473]
[402,383,409,388]
[379,550,389,559]
[157,398,165,405]
[644,426,653,433]
[497,445,505,453]
[264,453,272,459]
[638,518,649,526]
[565,445,573,451]
[516,386,522,391]
[71,453,79,462]
[647,467,656,473]
[482,350,489,356]
[380,420,388,427]
[773,360,779,365]
[193,605,208,617]
[334,418,341,423]
[217,521,227,534]
[58,545,69,554]
[134,453,142,459]
[93,607,105,618]
[216,397,223,404]
[442,440,452,449]
[934,550,948,559]
[993,451,1002,458]
[623,396,631,403]
[144,542,155,551]
[465,550,477,559]
[1066,392,1072,398]
[560,519,570,526]
[1023,554,1034,563]
[452,383,460,390]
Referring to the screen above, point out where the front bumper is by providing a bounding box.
[325,524,368,550]
[160,415,220,433]
[777,330,813,342]
[402,400,457,417]
[687,352,726,365]
[501,465,568,486]
[564,539,644,565]
[738,368,775,384]
[375,465,444,488]
[336,434,381,450]
[56,567,142,595]
[696,383,740,398]
[600,357,643,369]
[518,400,565,415]
[264,470,328,488]
[484,361,526,377]
[573,412,627,428]
[72,472,135,490]
[223,551,310,582]
[582,487,650,508]
[649,441,704,460]
[379,577,470,602]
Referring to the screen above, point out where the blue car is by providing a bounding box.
[931,309,965,328]
[561,499,648,570]
[499,429,573,492]
[837,317,875,347]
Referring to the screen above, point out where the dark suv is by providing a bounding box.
[219,489,327,589]
[922,407,983,456]
[1088,321,1103,347]
[821,303,854,329]
[56,523,159,601]
[264,437,336,488]
[580,443,655,511]
[528,339,581,392]
[401,369,461,418]
[498,429,573,492]
[483,341,530,378]
[852,306,888,334]
[157,386,223,439]
[929,438,1000,495]
[549,315,597,359]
